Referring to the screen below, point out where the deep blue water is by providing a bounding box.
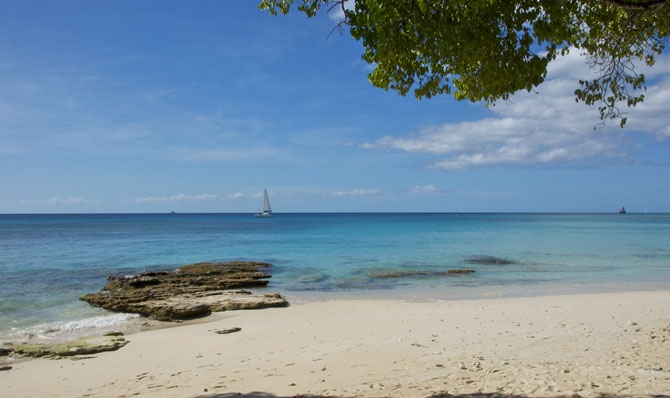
[1,213,669,341]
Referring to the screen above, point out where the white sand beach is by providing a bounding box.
[2,290,670,397]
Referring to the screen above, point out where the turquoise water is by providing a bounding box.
[1,213,669,341]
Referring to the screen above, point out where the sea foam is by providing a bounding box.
[10,313,142,342]
[52,313,141,332]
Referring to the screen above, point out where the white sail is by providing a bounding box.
[263,189,272,213]
[255,188,273,217]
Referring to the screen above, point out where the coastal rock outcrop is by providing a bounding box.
[465,255,515,265]
[444,269,475,275]
[369,270,431,278]
[0,346,11,356]
[10,334,128,359]
[80,261,288,321]
[369,269,475,279]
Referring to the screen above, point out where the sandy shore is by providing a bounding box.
[2,290,670,397]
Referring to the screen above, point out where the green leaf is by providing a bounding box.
[260,0,670,126]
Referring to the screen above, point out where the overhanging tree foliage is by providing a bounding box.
[259,0,669,127]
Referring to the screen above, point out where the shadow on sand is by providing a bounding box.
[195,392,670,398]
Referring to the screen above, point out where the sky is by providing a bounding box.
[1,1,669,213]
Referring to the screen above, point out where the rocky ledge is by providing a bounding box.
[369,269,475,279]
[8,333,129,359]
[80,261,288,321]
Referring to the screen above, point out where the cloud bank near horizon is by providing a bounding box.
[332,188,381,197]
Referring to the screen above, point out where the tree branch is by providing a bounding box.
[600,0,667,11]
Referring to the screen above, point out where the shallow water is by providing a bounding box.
[1,212,669,342]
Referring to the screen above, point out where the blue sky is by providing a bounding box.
[1,1,669,213]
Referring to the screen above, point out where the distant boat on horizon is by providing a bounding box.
[255,189,273,218]
[619,206,627,214]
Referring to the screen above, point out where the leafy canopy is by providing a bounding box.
[259,0,669,127]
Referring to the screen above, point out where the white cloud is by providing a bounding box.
[21,197,97,206]
[328,0,356,22]
[625,77,670,141]
[362,50,670,170]
[49,196,97,205]
[410,185,438,194]
[133,192,261,203]
[332,188,381,197]
[135,194,219,204]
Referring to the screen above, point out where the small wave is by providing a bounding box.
[8,313,142,342]
[57,313,140,332]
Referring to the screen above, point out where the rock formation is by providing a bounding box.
[444,269,476,275]
[80,261,288,321]
[10,333,128,359]
[369,269,475,279]
[465,255,515,265]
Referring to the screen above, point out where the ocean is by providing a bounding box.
[1,212,669,343]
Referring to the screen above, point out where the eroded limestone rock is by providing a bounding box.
[80,261,288,321]
[11,334,128,359]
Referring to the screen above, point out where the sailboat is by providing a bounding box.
[255,189,273,218]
